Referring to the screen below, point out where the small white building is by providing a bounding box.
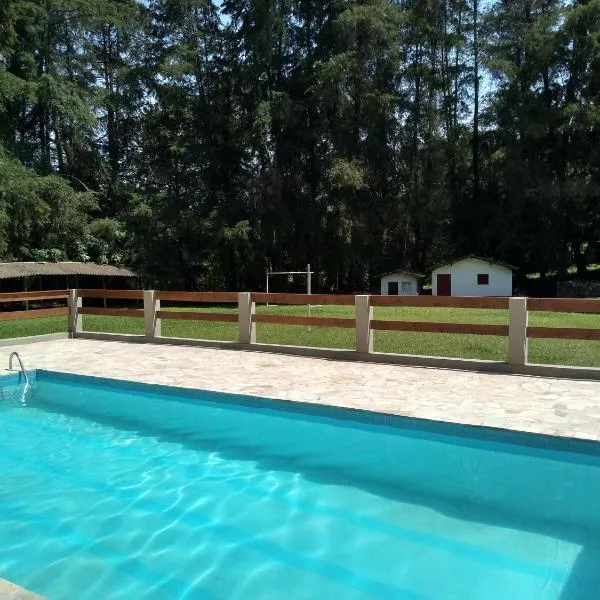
[379,270,424,296]
[431,256,514,297]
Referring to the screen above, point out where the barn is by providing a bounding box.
[431,256,514,297]
[0,262,137,294]
[379,270,424,296]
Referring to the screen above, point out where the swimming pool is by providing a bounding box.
[0,370,599,599]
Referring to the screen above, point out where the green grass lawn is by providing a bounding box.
[1,303,598,368]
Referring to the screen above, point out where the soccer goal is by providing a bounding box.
[265,264,314,327]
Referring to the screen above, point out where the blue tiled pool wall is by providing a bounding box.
[7,369,600,534]
[31,369,600,457]
[0,371,35,387]
[0,371,34,401]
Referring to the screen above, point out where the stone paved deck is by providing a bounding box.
[0,578,42,600]
[1,338,600,441]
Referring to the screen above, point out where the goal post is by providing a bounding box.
[265,264,314,327]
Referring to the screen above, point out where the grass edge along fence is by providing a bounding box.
[1,289,599,376]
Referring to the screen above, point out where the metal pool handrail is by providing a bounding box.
[9,352,28,384]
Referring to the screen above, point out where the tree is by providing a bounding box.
[0,0,598,290]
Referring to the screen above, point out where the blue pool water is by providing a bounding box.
[0,371,599,599]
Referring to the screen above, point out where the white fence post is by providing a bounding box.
[239,292,256,344]
[68,289,82,336]
[508,297,528,365]
[355,295,373,354]
[144,290,161,339]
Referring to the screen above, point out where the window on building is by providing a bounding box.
[401,281,412,292]
[477,273,489,285]
[388,281,399,295]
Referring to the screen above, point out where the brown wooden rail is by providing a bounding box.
[253,314,356,328]
[527,326,600,341]
[78,308,144,318]
[2,290,598,346]
[156,291,238,303]
[0,290,69,302]
[527,298,600,314]
[0,307,68,320]
[251,293,355,306]
[371,320,509,336]
[77,289,144,299]
[157,311,238,323]
[371,295,509,309]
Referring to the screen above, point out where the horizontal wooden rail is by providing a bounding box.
[251,293,356,306]
[156,291,238,303]
[371,295,509,309]
[78,308,145,318]
[253,314,356,328]
[528,298,600,314]
[527,326,600,341]
[77,289,144,299]
[371,320,509,336]
[0,307,68,320]
[157,311,238,323]
[0,290,69,302]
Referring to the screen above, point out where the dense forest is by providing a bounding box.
[0,0,599,291]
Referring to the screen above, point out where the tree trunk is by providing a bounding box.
[472,0,480,203]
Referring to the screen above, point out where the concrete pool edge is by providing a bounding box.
[2,338,599,443]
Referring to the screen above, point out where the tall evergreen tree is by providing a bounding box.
[0,0,598,289]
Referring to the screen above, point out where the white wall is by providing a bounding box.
[432,258,513,297]
[380,273,419,296]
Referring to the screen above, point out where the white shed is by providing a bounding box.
[379,270,423,296]
[431,256,514,297]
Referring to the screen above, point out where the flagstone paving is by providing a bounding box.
[1,338,599,441]
[0,578,42,600]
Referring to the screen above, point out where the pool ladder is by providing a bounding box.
[9,352,28,384]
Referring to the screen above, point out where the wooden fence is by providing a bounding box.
[0,290,69,321]
[156,291,238,325]
[1,290,599,372]
[69,290,600,365]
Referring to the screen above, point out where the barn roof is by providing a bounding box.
[0,262,137,279]
[378,269,425,278]
[432,255,517,272]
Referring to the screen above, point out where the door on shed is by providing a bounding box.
[437,274,451,296]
